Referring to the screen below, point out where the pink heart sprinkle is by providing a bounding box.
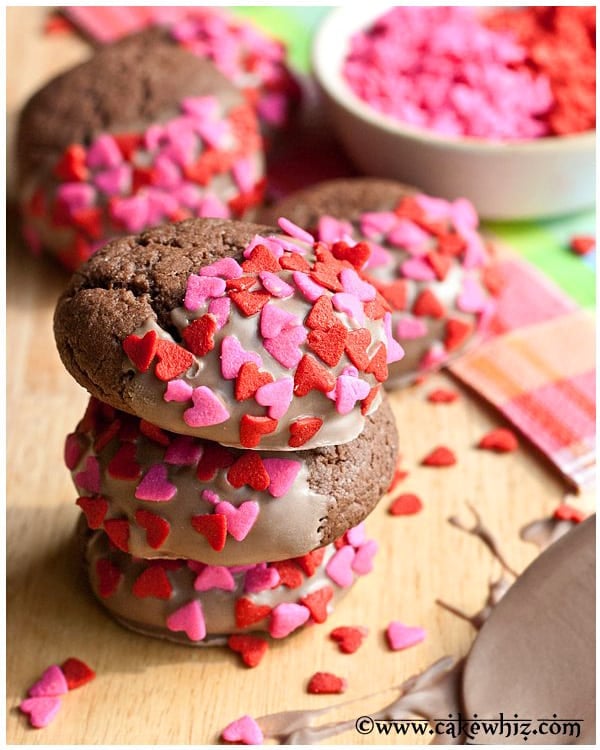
[259,271,294,299]
[164,436,203,466]
[144,124,164,151]
[135,464,177,502]
[28,665,68,698]
[201,489,221,505]
[166,600,206,641]
[396,316,428,340]
[20,697,62,729]
[208,297,231,329]
[450,197,478,232]
[326,545,356,588]
[198,119,229,149]
[386,219,430,252]
[415,194,451,221]
[462,232,488,269]
[260,304,299,340]
[263,325,306,369]
[164,379,193,403]
[332,293,365,325]
[292,271,324,302]
[244,235,284,259]
[184,387,230,428]
[384,312,405,364]
[386,621,426,651]
[340,268,376,302]
[193,565,235,592]
[255,376,294,420]
[93,164,131,196]
[457,277,487,313]
[181,95,219,120]
[221,336,262,379]
[232,157,255,193]
[401,257,437,281]
[346,522,366,547]
[360,210,397,238]
[262,458,302,497]
[75,456,100,494]
[317,215,353,244]
[200,257,243,280]
[351,539,378,575]
[184,274,226,311]
[197,195,230,219]
[269,602,311,639]
[64,433,83,471]
[56,183,96,214]
[110,195,149,233]
[278,217,314,245]
[216,500,259,542]
[365,242,394,269]
[419,345,448,372]
[244,565,281,593]
[86,134,122,169]
[221,715,264,745]
[333,374,371,415]
[151,155,181,189]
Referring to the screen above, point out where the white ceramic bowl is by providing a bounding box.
[312,5,596,221]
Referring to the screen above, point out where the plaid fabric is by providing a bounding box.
[449,253,595,491]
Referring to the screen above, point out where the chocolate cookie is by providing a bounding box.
[17,29,265,271]
[67,395,397,565]
[54,217,401,450]
[82,518,377,645]
[259,178,501,388]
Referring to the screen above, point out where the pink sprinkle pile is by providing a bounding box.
[343,6,553,140]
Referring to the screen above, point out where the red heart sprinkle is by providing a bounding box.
[387,464,408,493]
[361,385,380,415]
[27,188,46,217]
[122,330,158,373]
[235,362,273,401]
[239,415,278,448]
[427,250,452,280]
[135,509,170,549]
[76,496,108,530]
[107,442,141,480]
[330,626,368,654]
[379,280,408,310]
[227,634,269,668]
[196,443,234,481]
[132,166,153,191]
[437,232,466,256]
[182,315,217,358]
[190,513,227,551]
[93,419,121,453]
[139,420,171,447]
[54,144,88,181]
[482,264,505,296]
[103,519,130,552]
[288,417,323,448]
[445,318,473,352]
[230,290,271,316]
[154,340,194,381]
[389,493,423,516]
[553,504,586,523]
[294,354,336,396]
[413,289,446,318]
[226,276,256,292]
[113,132,141,160]
[242,244,281,273]
[570,235,595,256]
[364,297,389,320]
[235,597,272,629]
[427,388,459,404]
[299,586,333,624]
[306,295,337,331]
[308,323,348,367]
[294,548,326,577]
[307,672,347,695]
[331,240,371,269]
[279,253,310,272]
[96,558,122,598]
[271,559,304,589]
[416,218,447,237]
[478,428,519,453]
[421,446,457,467]
[345,328,372,371]
[365,343,388,382]
[72,207,103,239]
[60,658,95,690]
[132,566,173,600]
[394,196,425,221]
[310,263,343,292]
[227,452,270,491]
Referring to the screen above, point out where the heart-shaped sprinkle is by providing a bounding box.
[288,417,323,448]
[339,268,376,301]
[306,295,337,331]
[216,501,259,541]
[196,443,234,481]
[208,297,231,329]
[413,289,446,318]
[292,271,324,302]
[235,362,273,401]
[331,239,371,270]
[553,504,586,523]
[331,292,365,325]
[60,658,95,690]
[76,496,108,530]
[344,328,371,371]
[163,379,193,403]
[166,600,206,642]
[259,271,294,298]
[64,433,85,471]
[221,714,264,745]
[74,456,100,494]
[263,325,307,369]
[200,257,243,279]
[279,252,310,272]
[332,374,371,415]
[458,277,488,313]
[103,519,130,552]
[422,446,457,467]
[271,559,303,589]
[135,464,176,502]
[326,546,356,588]
[330,626,368,654]
[106,442,140,481]
[227,635,269,669]
[259,303,299,339]
[164,436,203,466]
[351,539,378,575]
[139,420,170,447]
[94,164,131,195]
[221,336,263,379]
[235,597,272,629]
[184,386,230,427]
[193,565,235,592]
[269,602,311,638]
[419,345,448,371]
[20,697,62,728]
[96,558,122,597]
[184,274,226,311]
[379,279,408,311]
[307,672,347,695]
[445,318,473,352]
[396,316,428,339]
[28,665,68,698]
[299,586,334,624]
[255,377,294,419]
[294,354,336,396]
[401,257,437,281]
[383,312,405,364]
[244,565,280,594]
[294,547,326,576]
[55,144,88,181]
[154,340,193,381]
[427,388,459,403]
[135,509,171,549]
[87,133,122,169]
[307,322,348,367]
[365,343,388,382]
[132,566,173,600]
[427,250,452,280]
[478,428,519,453]
[345,523,366,546]
[201,489,221,505]
[239,415,278,448]
[278,217,314,244]
[182,315,217,357]
[386,621,426,651]
[190,513,227,551]
[389,493,423,516]
[227,452,269,490]
[230,290,271,317]
[242,244,281,273]
[262,458,302,498]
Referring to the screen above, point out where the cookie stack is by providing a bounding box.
[55,217,399,648]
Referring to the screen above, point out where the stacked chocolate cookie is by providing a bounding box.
[55,217,399,647]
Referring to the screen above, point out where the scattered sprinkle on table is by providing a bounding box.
[307,672,347,695]
[421,446,457,467]
[478,428,519,453]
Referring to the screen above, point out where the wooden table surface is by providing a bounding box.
[6,7,569,745]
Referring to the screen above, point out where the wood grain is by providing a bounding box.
[6,7,567,744]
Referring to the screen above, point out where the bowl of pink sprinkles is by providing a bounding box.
[312,5,595,220]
